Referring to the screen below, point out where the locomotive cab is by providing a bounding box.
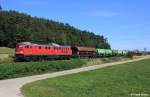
[15,42,31,55]
[15,43,25,55]
[15,42,32,61]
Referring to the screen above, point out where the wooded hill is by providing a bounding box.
[0,10,110,48]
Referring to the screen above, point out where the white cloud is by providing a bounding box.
[85,11,119,17]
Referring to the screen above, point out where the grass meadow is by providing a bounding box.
[0,47,14,62]
[22,58,150,97]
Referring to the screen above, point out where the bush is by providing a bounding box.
[0,59,86,80]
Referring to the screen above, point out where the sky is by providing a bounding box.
[0,0,150,51]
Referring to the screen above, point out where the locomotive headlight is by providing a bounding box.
[16,51,23,54]
[20,51,23,54]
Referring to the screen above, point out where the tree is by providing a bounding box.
[0,10,111,49]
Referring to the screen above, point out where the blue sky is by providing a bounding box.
[1,0,150,51]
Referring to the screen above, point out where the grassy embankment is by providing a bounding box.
[0,47,14,62]
[0,56,132,80]
[0,59,86,80]
[22,58,150,97]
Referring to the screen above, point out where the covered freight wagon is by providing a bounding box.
[71,46,96,58]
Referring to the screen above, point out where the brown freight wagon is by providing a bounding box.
[131,50,142,56]
[71,46,96,58]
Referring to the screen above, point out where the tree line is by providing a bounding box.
[0,9,110,49]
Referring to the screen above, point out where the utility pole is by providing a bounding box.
[144,48,146,56]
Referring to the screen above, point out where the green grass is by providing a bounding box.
[84,57,132,66]
[0,47,14,54]
[22,58,150,97]
[0,59,86,80]
[0,56,131,80]
[0,47,14,62]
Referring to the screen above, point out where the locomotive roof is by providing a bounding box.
[19,42,71,48]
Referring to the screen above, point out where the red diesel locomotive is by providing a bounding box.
[15,42,72,61]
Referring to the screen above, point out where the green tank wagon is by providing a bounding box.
[96,49,113,56]
[112,50,118,56]
[96,49,106,55]
[122,50,129,55]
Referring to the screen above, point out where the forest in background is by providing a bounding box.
[0,7,110,48]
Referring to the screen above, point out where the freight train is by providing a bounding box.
[15,42,139,61]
